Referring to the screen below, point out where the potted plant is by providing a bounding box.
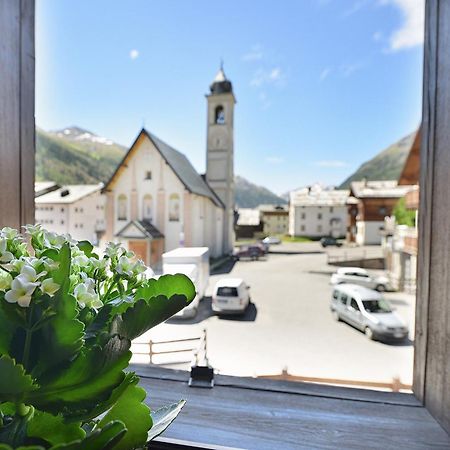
[0,225,196,449]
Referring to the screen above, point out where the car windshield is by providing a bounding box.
[217,287,239,297]
[362,299,392,313]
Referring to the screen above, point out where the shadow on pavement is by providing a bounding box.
[217,302,257,322]
[211,258,236,275]
[388,298,411,307]
[383,337,414,347]
[166,297,215,325]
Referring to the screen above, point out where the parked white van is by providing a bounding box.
[212,278,250,315]
[330,284,408,341]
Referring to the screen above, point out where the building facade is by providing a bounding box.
[259,204,289,236]
[347,180,415,245]
[35,184,105,243]
[289,187,348,238]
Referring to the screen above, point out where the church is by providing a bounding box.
[102,67,236,267]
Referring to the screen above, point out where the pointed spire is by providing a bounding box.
[210,61,233,95]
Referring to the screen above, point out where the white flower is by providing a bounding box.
[19,265,46,283]
[89,257,109,271]
[105,242,125,258]
[0,227,19,240]
[73,254,89,267]
[0,271,12,291]
[40,278,60,297]
[43,231,66,248]
[5,277,39,307]
[116,256,134,277]
[73,278,102,309]
[0,239,14,263]
[133,259,147,276]
[23,224,42,235]
[42,257,59,271]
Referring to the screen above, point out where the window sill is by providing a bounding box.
[134,365,450,449]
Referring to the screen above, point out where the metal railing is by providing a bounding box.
[132,329,208,365]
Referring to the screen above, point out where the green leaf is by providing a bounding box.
[135,274,196,306]
[0,356,37,402]
[148,400,186,441]
[67,373,138,423]
[99,379,152,450]
[0,303,19,355]
[77,241,96,259]
[27,410,85,446]
[50,420,126,450]
[34,244,84,378]
[28,339,131,417]
[110,295,190,341]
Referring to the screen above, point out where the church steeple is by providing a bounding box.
[206,64,236,254]
[210,63,233,95]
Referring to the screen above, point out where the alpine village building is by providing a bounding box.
[102,68,236,266]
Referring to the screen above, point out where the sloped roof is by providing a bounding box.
[399,128,421,185]
[116,220,164,239]
[35,181,60,198]
[289,188,349,207]
[104,129,224,208]
[350,180,414,198]
[35,183,103,204]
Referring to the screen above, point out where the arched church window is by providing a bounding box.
[215,105,225,124]
[143,194,153,221]
[118,194,127,221]
[169,193,180,222]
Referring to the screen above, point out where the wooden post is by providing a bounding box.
[414,0,450,433]
[0,0,35,229]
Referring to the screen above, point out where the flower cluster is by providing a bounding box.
[0,225,150,311]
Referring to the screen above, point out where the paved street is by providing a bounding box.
[132,242,415,386]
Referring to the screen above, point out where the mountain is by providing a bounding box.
[235,175,287,208]
[36,127,126,185]
[338,131,416,189]
[36,126,285,208]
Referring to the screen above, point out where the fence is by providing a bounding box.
[258,368,412,392]
[132,329,208,366]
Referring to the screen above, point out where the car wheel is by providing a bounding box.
[365,327,375,340]
[332,311,340,322]
[376,284,386,292]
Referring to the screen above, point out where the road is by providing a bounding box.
[132,242,415,386]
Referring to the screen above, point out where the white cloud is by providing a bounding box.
[342,0,368,18]
[129,49,139,60]
[319,67,331,81]
[250,67,285,88]
[266,156,284,164]
[314,160,349,168]
[340,61,364,77]
[242,45,263,62]
[373,31,383,42]
[379,0,425,51]
[259,92,271,110]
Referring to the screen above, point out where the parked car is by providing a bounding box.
[233,244,265,260]
[212,278,251,314]
[330,284,409,341]
[330,267,391,292]
[320,236,342,248]
[262,236,282,245]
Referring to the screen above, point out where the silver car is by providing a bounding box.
[330,284,408,341]
[330,267,391,292]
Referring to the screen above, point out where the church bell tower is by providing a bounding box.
[206,65,236,254]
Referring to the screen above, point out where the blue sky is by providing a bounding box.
[36,0,424,194]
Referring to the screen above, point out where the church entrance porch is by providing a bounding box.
[115,219,165,270]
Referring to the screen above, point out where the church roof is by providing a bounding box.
[103,129,224,208]
[210,67,233,95]
[116,219,164,239]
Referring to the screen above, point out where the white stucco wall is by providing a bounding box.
[356,220,384,245]
[35,191,105,244]
[289,205,347,238]
[109,136,224,257]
